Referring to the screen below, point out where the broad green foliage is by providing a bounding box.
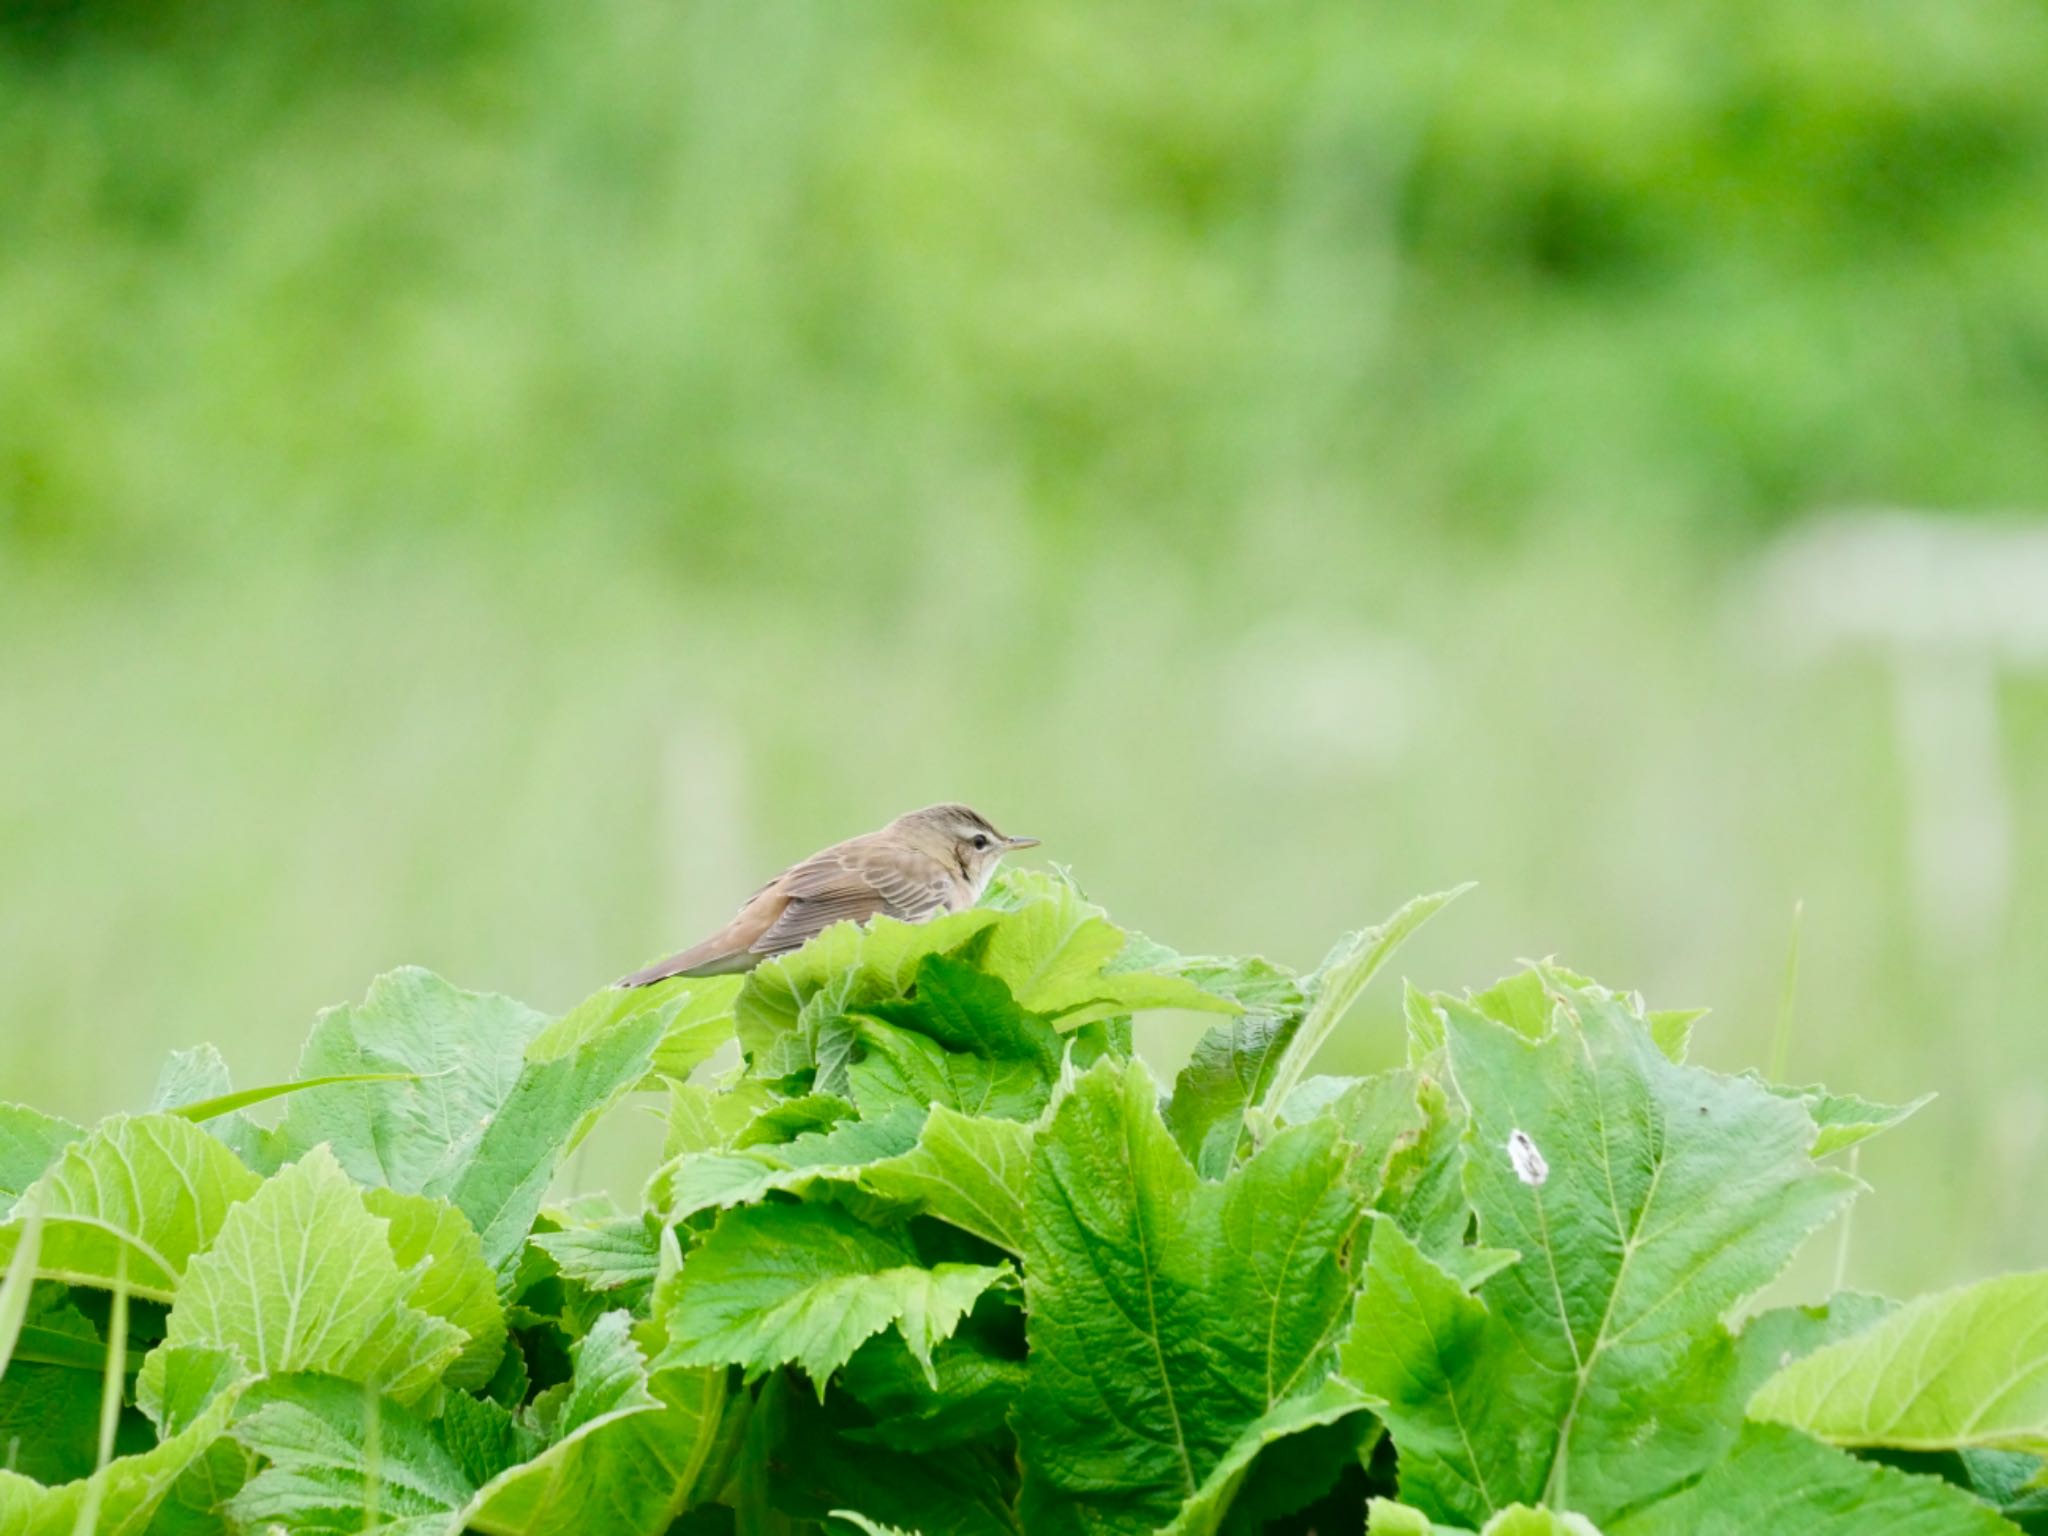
[141,1146,466,1406]
[859,1104,1036,1255]
[276,968,663,1274]
[1344,973,1886,1528]
[0,1114,261,1300]
[660,1202,1011,1390]
[1018,1057,1369,1534]
[0,1107,81,1218]
[0,876,2030,1533]
[1750,1271,2048,1458]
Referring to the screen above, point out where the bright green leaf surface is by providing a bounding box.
[662,1202,1009,1391]
[1608,1423,2021,1535]
[365,1187,506,1392]
[738,910,1004,1081]
[974,872,1237,1027]
[1751,1269,2048,1458]
[1017,1057,1365,1535]
[1483,1508,1606,1535]
[1166,1013,1298,1179]
[1258,887,1468,1119]
[861,1104,1036,1256]
[1346,979,1857,1526]
[529,1215,661,1300]
[463,1312,730,1536]
[645,1105,925,1222]
[1366,1499,1459,1534]
[230,1374,478,1534]
[143,1146,464,1405]
[280,968,548,1190]
[278,967,659,1273]
[0,1113,260,1300]
[1760,1079,1936,1157]
[0,1107,82,1218]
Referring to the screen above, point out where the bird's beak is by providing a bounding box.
[1005,835,1041,850]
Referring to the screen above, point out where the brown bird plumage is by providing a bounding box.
[615,803,1039,987]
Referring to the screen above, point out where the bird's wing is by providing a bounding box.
[753,842,955,957]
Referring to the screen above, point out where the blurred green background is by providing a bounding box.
[4,0,2047,1299]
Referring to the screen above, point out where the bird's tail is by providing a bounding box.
[614,933,756,987]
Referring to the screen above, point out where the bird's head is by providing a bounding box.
[890,803,1040,893]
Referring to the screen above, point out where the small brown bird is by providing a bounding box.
[615,803,1039,987]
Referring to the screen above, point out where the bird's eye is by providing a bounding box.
[971,834,990,850]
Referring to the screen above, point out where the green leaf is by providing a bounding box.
[0,1106,83,1217]
[861,1104,1036,1256]
[0,1114,262,1301]
[364,1187,506,1393]
[1166,1013,1297,1179]
[138,1344,244,1436]
[1750,1269,2048,1458]
[830,1513,920,1536]
[645,1105,925,1223]
[1646,1009,1706,1064]
[738,910,1006,1081]
[837,1316,1027,1453]
[229,1373,477,1534]
[0,1388,236,1536]
[1366,1500,1459,1535]
[529,1216,662,1303]
[170,1072,425,1125]
[140,1146,465,1406]
[848,950,1064,1121]
[462,1312,731,1536]
[1760,1079,1936,1157]
[1482,1509,1606,1536]
[224,1313,730,1536]
[728,1378,1020,1536]
[533,974,743,1086]
[1608,1423,2020,1535]
[0,1202,42,1377]
[1017,1057,1366,1535]
[1257,887,1469,1121]
[1155,1378,1371,1536]
[147,1044,283,1172]
[276,967,661,1273]
[662,1077,774,1160]
[660,1202,1009,1392]
[1343,977,1857,1527]
[973,871,1239,1027]
[0,1285,107,1484]
[147,1435,252,1536]
[280,968,550,1189]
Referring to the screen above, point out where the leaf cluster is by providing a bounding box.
[0,869,2038,1535]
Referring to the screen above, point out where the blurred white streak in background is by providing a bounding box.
[1745,510,2048,959]
[1220,618,1430,779]
[659,715,751,945]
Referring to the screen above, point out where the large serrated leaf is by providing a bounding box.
[275,968,660,1273]
[0,1114,261,1301]
[1017,1057,1367,1535]
[861,1104,1036,1256]
[140,1146,464,1406]
[660,1202,1009,1391]
[1607,1422,2020,1535]
[1749,1269,2048,1459]
[1343,975,1858,1527]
